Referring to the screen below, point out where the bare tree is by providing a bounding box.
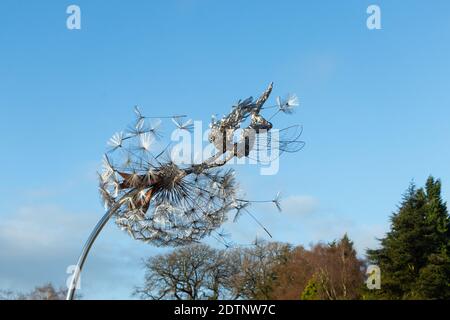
[134,244,237,300]
[0,283,70,300]
[227,240,291,300]
[134,238,364,301]
[22,283,68,300]
[0,290,18,300]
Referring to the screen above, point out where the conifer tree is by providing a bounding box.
[367,177,450,299]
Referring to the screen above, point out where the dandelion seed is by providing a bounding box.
[287,94,299,107]
[136,118,145,132]
[232,202,251,223]
[139,132,154,151]
[108,132,124,149]
[277,94,299,114]
[148,119,162,134]
[134,106,143,119]
[172,117,194,132]
[101,156,114,181]
[273,191,282,212]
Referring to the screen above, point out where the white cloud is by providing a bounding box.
[0,204,163,299]
[0,205,91,255]
[281,195,320,216]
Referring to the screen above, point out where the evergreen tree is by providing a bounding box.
[367,177,450,299]
[301,275,319,300]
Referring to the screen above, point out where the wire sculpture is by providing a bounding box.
[67,83,303,299]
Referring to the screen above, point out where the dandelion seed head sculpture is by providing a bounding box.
[99,83,303,247]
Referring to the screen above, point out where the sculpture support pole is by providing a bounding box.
[66,207,117,300]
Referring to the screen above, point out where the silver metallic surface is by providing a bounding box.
[67,83,303,299]
[66,201,122,300]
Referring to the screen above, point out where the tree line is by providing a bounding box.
[134,236,364,300]
[135,176,450,300]
[0,284,69,300]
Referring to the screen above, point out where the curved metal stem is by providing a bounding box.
[66,207,117,300]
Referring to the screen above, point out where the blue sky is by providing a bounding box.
[1,0,450,299]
